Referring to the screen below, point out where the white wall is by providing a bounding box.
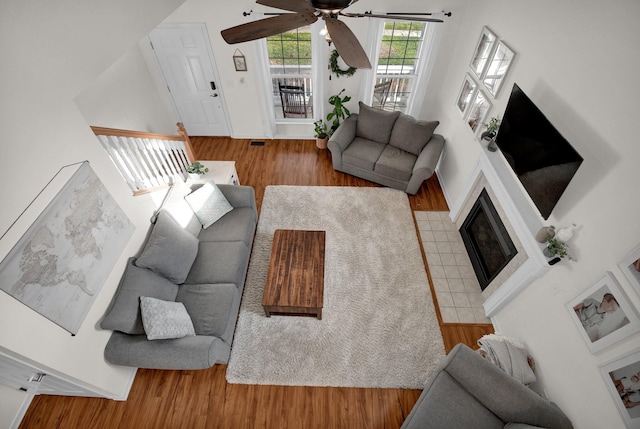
[0,0,185,424]
[422,0,640,427]
[74,44,178,135]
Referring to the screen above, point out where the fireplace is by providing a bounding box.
[460,189,517,291]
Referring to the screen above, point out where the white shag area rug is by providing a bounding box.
[226,186,445,388]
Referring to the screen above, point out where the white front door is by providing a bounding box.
[149,24,230,136]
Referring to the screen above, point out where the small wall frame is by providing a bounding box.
[233,49,247,71]
[456,73,477,117]
[469,27,497,79]
[618,243,640,300]
[483,41,516,98]
[466,89,492,134]
[567,272,640,353]
[598,347,640,428]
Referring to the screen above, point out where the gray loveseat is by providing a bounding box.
[101,180,257,369]
[401,344,573,429]
[328,102,445,195]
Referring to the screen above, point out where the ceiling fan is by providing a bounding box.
[221,0,444,69]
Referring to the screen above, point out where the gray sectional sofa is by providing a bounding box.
[401,344,573,429]
[328,102,445,195]
[100,180,257,370]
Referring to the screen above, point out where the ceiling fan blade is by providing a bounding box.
[323,17,371,69]
[341,12,443,23]
[257,0,315,13]
[221,12,318,44]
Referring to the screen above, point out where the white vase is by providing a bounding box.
[556,224,577,242]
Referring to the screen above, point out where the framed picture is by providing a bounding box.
[233,52,247,72]
[599,347,640,428]
[466,89,492,134]
[618,244,640,299]
[482,40,516,98]
[456,74,477,117]
[567,272,640,353]
[469,27,497,79]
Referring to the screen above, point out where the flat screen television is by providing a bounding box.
[495,84,583,219]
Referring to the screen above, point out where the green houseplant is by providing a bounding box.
[481,116,501,139]
[543,237,568,259]
[327,89,351,133]
[314,119,329,149]
[186,161,209,179]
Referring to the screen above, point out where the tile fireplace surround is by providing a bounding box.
[446,148,552,319]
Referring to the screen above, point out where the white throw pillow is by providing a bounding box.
[140,296,195,340]
[184,180,233,228]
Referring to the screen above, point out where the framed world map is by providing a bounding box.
[0,162,134,334]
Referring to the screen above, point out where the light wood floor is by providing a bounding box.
[20,137,493,429]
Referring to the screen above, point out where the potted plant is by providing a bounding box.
[543,237,568,259]
[481,117,501,152]
[327,89,351,134]
[481,116,501,139]
[186,161,209,180]
[314,119,329,149]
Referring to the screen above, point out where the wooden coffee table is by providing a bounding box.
[262,229,325,319]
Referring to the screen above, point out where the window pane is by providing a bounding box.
[374,21,426,113]
[267,27,314,119]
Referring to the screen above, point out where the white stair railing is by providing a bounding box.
[91,123,195,195]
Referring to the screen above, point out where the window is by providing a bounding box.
[371,21,430,113]
[267,27,314,120]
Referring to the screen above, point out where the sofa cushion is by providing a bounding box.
[176,283,236,337]
[156,179,202,237]
[198,206,257,246]
[185,241,250,286]
[140,297,195,340]
[135,211,199,284]
[389,114,439,156]
[375,145,418,182]
[356,102,400,144]
[343,137,387,171]
[101,259,179,335]
[185,180,234,229]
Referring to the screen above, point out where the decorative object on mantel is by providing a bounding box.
[556,223,578,242]
[535,225,556,243]
[0,161,135,335]
[481,116,501,140]
[233,49,247,71]
[543,237,568,259]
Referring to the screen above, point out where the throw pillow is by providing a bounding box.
[140,296,195,340]
[135,210,199,284]
[184,180,234,229]
[355,102,400,144]
[389,114,439,156]
[101,259,179,335]
[176,283,236,338]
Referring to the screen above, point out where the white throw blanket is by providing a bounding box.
[477,334,536,385]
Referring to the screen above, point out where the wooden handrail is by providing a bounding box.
[90,122,196,163]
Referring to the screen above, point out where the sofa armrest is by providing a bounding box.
[328,114,358,170]
[218,185,256,212]
[406,134,445,194]
[402,344,572,429]
[104,331,231,369]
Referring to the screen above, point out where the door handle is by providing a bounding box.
[210,93,218,97]
[210,81,216,90]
